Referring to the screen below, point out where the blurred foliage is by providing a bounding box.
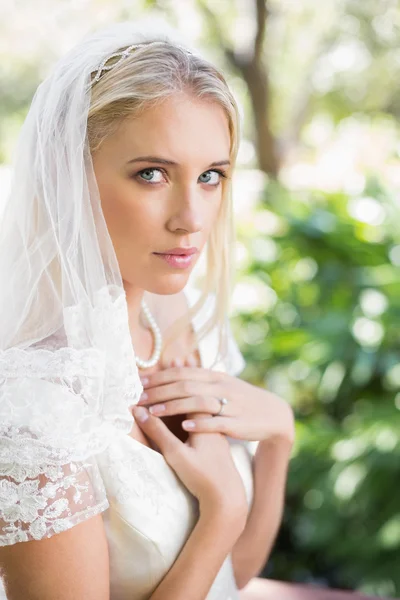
[233,177,400,597]
[267,0,400,138]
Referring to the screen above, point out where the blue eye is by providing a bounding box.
[199,170,227,186]
[136,168,164,184]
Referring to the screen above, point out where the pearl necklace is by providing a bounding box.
[135,299,163,369]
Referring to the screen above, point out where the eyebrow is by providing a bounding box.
[126,155,231,168]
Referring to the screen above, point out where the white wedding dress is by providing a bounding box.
[0,287,256,600]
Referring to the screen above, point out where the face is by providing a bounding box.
[92,92,231,295]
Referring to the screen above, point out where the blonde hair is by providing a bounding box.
[87,41,241,362]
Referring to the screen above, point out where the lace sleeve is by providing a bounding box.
[0,332,140,546]
[0,455,108,546]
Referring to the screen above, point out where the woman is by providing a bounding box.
[0,18,294,600]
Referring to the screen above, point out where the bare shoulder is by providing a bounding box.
[0,515,109,600]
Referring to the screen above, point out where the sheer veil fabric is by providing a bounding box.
[0,19,196,546]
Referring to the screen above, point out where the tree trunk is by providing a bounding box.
[238,55,279,177]
[198,0,280,178]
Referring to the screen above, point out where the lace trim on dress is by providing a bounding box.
[0,347,104,379]
[0,460,108,546]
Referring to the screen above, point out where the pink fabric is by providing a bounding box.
[239,578,383,600]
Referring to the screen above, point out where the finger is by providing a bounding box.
[186,354,198,367]
[153,356,184,371]
[140,366,222,389]
[181,416,233,434]
[138,381,214,406]
[184,411,229,452]
[132,405,183,458]
[162,355,197,370]
[148,395,222,417]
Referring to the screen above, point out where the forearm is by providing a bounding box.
[150,506,245,600]
[231,438,293,590]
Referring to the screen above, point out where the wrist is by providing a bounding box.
[257,434,294,455]
[199,500,247,538]
[255,429,294,471]
[261,402,295,447]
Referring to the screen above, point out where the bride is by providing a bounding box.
[0,18,295,600]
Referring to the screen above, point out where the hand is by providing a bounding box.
[137,366,295,445]
[131,404,248,521]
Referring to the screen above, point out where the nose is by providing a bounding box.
[166,185,205,235]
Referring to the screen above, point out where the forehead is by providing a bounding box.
[113,93,231,164]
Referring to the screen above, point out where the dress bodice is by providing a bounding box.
[97,286,256,600]
[97,431,254,600]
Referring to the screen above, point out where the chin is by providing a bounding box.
[145,272,192,295]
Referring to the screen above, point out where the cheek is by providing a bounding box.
[100,183,161,242]
[203,194,223,232]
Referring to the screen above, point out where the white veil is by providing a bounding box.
[0,19,193,545]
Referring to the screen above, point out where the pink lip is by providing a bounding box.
[154,247,198,256]
[153,252,197,269]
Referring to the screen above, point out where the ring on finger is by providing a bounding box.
[214,397,228,416]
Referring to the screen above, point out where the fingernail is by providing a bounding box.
[182,420,195,430]
[149,404,165,414]
[134,406,149,422]
[140,392,148,401]
[174,358,183,367]
[140,377,149,386]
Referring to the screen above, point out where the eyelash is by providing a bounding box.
[133,167,228,187]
